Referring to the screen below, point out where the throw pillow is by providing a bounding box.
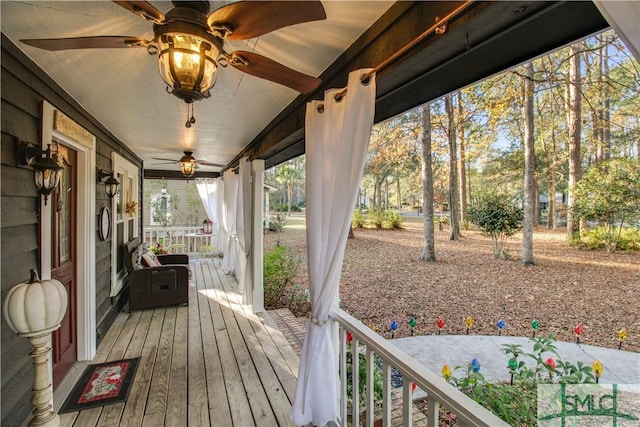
[142,252,162,267]
[132,245,145,270]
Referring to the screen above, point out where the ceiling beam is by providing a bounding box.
[143,169,220,180]
[230,0,607,170]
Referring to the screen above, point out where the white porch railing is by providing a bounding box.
[143,226,215,255]
[332,308,509,427]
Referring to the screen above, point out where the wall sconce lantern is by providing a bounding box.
[97,169,120,199]
[18,141,63,206]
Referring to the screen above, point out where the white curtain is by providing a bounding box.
[236,158,253,304]
[594,1,640,61]
[195,178,220,233]
[215,178,226,253]
[291,69,376,426]
[222,169,238,274]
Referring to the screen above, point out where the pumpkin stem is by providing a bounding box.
[28,269,40,284]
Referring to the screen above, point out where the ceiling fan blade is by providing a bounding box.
[112,1,165,23]
[20,36,148,51]
[197,160,225,167]
[207,1,326,41]
[151,157,179,162]
[150,162,177,165]
[229,51,321,94]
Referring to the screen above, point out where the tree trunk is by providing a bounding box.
[567,45,582,240]
[384,177,389,210]
[348,225,355,239]
[457,93,468,224]
[396,172,402,211]
[420,105,436,261]
[547,129,557,230]
[445,94,460,240]
[522,62,535,265]
[287,181,293,216]
[602,37,611,161]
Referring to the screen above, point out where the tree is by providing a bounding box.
[275,161,303,215]
[445,93,461,240]
[566,44,582,240]
[573,157,640,252]
[522,61,536,265]
[467,191,524,259]
[420,105,436,261]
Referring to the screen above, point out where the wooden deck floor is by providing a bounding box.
[57,258,299,427]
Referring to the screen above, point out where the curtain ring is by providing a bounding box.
[316,104,325,113]
[333,93,344,103]
[360,73,373,86]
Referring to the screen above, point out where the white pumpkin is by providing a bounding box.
[3,269,68,334]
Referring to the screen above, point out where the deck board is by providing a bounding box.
[56,258,299,426]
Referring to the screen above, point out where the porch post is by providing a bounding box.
[251,159,265,313]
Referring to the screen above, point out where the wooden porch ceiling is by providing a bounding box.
[56,259,299,426]
[230,0,608,170]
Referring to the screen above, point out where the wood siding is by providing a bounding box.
[1,34,142,426]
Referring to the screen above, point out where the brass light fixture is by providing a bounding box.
[178,152,198,178]
[97,169,120,199]
[18,141,63,205]
[153,2,222,104]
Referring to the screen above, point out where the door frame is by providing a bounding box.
[40,101,97,362]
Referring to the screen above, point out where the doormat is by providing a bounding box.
[59,357,140,413]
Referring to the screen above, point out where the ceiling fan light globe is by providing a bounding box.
[180,159,197,178]
[158,33,218,103]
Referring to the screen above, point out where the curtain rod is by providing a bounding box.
[333,0,475,102]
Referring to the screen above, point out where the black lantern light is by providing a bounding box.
[97,169,120,199]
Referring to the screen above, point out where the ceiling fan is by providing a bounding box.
[20,1,326,104]
[151,151,224,177]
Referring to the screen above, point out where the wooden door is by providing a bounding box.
[51,145,77,388]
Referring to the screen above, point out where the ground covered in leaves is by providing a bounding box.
[264,213,639,352]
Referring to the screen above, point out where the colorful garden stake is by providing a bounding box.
[370,322,377,332]
[442,364,451,382]
[507,358,517,385]
[497,319,506,336]
[409,317,417,336]
[437,318,445,335]
[617,328,628,350]
[545,357,556,379]
[531,319,540,338]
[390,319,398,339]
[465,316,474,335]
[346,331,353,345]
[593,360,603,383]
[411,382,417,394]
[574,323,584,344]
[470,358,481,373]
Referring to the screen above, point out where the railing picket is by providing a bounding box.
[340,326,348,425]
[365,347,375,427]
[427,397,439,427]
[382,361,391,427]
[352,337,360,427]
[402,377,413,427]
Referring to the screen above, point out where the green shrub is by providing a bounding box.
[467,190,523,259]
[352,210,366,228]
[446,335,595,426]
[268,213,287,232]
[263,245,301,308]
[579,225,640,252]
[435,215,450,231]
[346,349,383,411]
[382,211,403,229]
[368,209,384,229]
[275,204,301,212]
